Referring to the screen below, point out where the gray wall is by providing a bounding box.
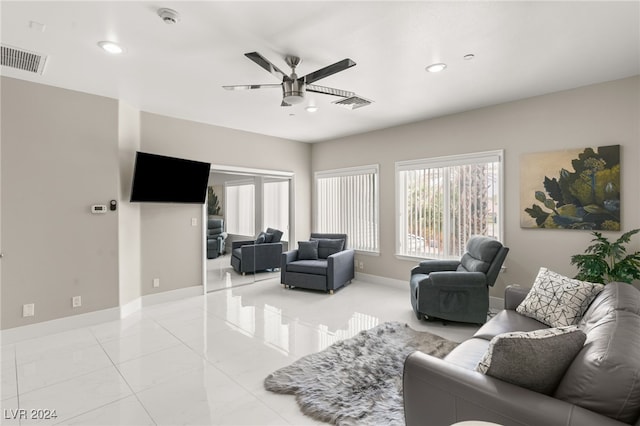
[1,77,120,329]
[311,76,640,296]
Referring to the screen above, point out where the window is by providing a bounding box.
[315,165,379,253]
[263,179,289,242]
[225,180,255,236]
[396,150,503,259]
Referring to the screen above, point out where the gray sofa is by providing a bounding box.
[281,233,354,294]
[403,282,640,426]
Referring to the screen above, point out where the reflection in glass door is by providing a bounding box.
[205,169,293,293]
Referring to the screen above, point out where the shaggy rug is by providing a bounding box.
[264,321,458,426]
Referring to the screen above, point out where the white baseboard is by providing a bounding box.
[141,285,203,307]
[1,307,121,345]
[1,285,204,345]
[354,272,406,287]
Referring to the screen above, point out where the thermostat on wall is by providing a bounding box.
[91,205,108,214]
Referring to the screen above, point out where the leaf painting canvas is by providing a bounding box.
[520,145,620,230]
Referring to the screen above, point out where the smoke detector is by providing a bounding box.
[157,8,180,24]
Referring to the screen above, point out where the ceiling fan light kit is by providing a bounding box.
[224,51,371,109]
[283,79,305,104]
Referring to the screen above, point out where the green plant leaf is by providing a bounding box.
[535,191,547,203]
[572,228,640,284]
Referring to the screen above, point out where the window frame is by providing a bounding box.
[395,150,504,260]
[314,164,380,254]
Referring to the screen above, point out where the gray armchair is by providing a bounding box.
[281,233,355,294]
[207,218,227,259]
[230,228,283,275]
[410,235,508,324]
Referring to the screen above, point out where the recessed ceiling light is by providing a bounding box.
[425,63,447,73]
[464,54,475,61]
[306,105,318,113]
[97,41,123,55]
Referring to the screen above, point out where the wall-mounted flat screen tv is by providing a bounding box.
[130,151,211,203]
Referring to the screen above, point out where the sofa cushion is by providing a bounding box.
[310,238,345,259]
[298,240,319,260]
[473,309,548,341]
[287,259,328,276]
[516,267,604,327]
[555,309,640,423]
[476,326,586,395]
[255,232,268,244]
[444,337,490,370]
[580,281,640,332]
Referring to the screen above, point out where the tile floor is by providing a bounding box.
[1,277,479,426]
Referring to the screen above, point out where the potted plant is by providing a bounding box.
[570,229,640,284]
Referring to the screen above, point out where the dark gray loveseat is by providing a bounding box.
[404,282,640,426]
[281,233,354,294]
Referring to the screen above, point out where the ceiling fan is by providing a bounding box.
[223,52,372,109]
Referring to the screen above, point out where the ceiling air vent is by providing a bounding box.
[332,95,372,110]
[1,44,48,75]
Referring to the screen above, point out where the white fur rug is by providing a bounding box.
[264,321,458,425]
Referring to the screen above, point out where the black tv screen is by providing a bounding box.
[130,152,211,203]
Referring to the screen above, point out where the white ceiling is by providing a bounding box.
[2,1,639,143]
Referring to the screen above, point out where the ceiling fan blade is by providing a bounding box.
[245,52,290,82]
[306,84,355,98]
[223,84,281,91]
[302,59,356,84]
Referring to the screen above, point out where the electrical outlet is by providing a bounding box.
[191,217,197,227]
[359,261,364,270]
[72,296,82,308]
[23,303,34,317]
[153,278,160,288]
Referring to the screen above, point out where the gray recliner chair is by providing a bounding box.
[281,233,355,294]
[207,218,227,259]
[410,235,509,324]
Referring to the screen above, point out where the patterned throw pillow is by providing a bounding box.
[476,326,586,395]
[516,267,604,327]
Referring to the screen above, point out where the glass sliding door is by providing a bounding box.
[205,169,293,292]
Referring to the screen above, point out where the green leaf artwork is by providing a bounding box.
[521,145,620,230]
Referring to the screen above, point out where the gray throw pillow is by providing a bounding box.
[298,240,319,260]
[516,267,604,327]
[266,228,283,243]
[255,232,267,244]
[310,238,345,259]
[475,326,586,395]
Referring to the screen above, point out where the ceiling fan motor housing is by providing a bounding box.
[283,78,305,104]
